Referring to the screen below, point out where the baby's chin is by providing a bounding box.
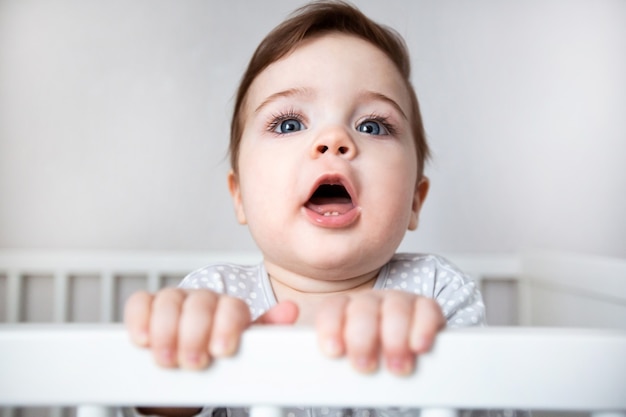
[267,246,394,281]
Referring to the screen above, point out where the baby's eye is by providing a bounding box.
[274,118,305,134]
[357,120,389,136]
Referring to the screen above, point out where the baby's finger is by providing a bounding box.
[209,296,252,358]
[315,295,349,357]
[344,293,381,373]
[409,297,446,354]
[380,292,414,375]
[150,288,186,367]
[177,290,219,369]
[255,301,299,325]
[124,291,153,347]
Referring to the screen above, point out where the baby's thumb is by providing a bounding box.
[255,301,299,325]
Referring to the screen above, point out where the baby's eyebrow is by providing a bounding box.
[254,88,408,120]
[254,87,314,113]
[358,91,408,121]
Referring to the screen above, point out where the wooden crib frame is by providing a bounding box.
[1,250,625,417]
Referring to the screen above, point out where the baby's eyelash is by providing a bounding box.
[362,113,397,136]
[265,109,305,133]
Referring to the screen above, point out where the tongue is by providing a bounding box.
[305,196,354,215]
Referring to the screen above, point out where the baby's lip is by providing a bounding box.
[303,174,360,228]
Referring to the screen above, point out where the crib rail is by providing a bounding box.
[0,325,625,415]
[0,250,520,325]
[0,250,264,323]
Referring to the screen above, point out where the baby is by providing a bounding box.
[125,2,486,417]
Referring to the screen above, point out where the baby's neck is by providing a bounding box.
[266,263,380,325]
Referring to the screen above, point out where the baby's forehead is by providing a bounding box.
[269,32,398,71]
[243,33,410,113]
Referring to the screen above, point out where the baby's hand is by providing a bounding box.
[315,290,445,375]
[124,289,298,369]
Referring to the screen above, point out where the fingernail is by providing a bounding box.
[353,356,376,373]
[210,337,232,357]
[159,348,174,365]
[183,351,207,369]
[186,351,199,363]
[322,338,342,357]
[387,356,413,375]
[135,331,149,346]
[411,336,431,353]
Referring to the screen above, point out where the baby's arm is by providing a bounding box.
[315,290,446,376]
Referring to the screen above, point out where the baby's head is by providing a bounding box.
[227,1,431,278]
[230,0,429,178]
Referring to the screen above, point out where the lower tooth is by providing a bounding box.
[323,211,340,217]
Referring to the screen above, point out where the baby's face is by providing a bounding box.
[229,33,427,280]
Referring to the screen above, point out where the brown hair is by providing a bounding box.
[229,0,430,177]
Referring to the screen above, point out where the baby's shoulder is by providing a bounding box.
[386,253,468,275]
[381,253,474,292]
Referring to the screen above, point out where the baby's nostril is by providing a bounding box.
[338,146,348,154]
[317,145,329,153]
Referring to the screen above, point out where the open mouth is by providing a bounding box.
[304,181,355,217]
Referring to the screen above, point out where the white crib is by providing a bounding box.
[1,250,625,417]
[0,325,625,417]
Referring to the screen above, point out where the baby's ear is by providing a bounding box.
[408,176,429,231]
[227,170,247,225]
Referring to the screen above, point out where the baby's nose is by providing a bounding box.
[311,127,357,159]
[315,144,350,155]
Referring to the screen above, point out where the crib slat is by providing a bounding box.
[6,271,21,323]
[50,406,65,417]
[421,409,458,417]
[53,271,69,323]
[249,406,284,417]
[2,407,16,417]
[147,271,161,292]
[77,406,116,417]
[100,272,115,323]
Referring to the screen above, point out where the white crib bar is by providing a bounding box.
[5,270,21,323]
[420,409,459,417]
[1,326,625,415]
[248,406,285,417]
[53,271,69,323]
[77,406,117,417]
[100,271,115,323]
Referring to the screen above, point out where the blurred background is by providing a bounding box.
[1,0,625,257]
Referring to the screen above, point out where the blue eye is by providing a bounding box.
[357,120,389,135]
[275,118,304,134]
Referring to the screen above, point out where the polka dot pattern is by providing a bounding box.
[180,263,273,321]
[179,254,487,325]
[374,254,486,328]
[174,254,525,417]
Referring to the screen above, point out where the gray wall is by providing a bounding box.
[1,0,625,257]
